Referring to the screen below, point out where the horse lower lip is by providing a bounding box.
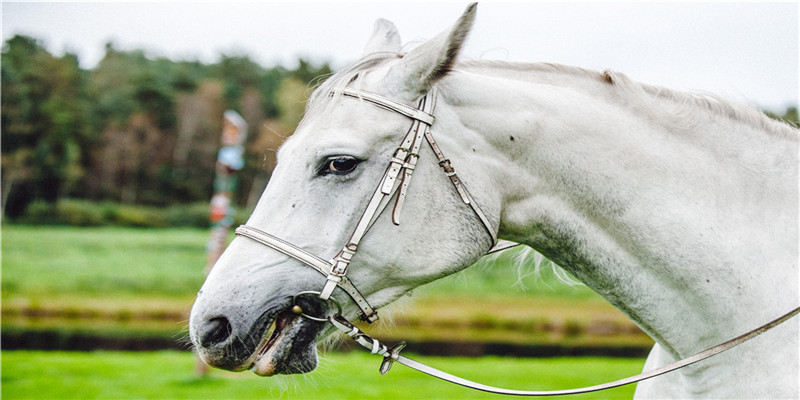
[259,311,292,357]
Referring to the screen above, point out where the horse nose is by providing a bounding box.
[197,316,233,348]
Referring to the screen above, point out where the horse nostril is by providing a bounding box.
[199,316,233,348]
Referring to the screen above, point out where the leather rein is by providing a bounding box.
[235,87,800,396]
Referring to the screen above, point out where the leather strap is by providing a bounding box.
[328,305,800,396]
[393,90,436,224]
[424,129,498,246]
[340,88,435,126]
[320,89,440,306]
[489,239,520,254]
[235,225,378,321]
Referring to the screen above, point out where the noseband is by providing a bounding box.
[236,87,516,322]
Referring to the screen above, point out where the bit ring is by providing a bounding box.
[291,291,343,322]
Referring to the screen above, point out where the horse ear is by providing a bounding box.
[384,3,477,97]
[362,19,402,57]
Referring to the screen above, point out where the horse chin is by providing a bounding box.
[250,310,321,376]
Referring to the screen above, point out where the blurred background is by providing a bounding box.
[1,2,797,399]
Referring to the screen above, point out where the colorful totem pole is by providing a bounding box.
[198,110,247,375]
[206,110,248,272]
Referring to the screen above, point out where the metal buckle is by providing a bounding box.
[291,291,342,322]
[379,342,407,375]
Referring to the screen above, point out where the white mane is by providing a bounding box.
[307,55,798,140]
[457,59,798,139]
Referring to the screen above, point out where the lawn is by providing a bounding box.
[1,225,598,303]
[1,225,650,398]
[1,350,645,399]
[1,225,651,350]
[1,225,209,301]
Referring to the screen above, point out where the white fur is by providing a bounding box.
[193,6,799,398]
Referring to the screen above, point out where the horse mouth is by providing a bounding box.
[249,309,322,376]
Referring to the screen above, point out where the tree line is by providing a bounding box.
[2,34,331,219]
[2,34,798,221]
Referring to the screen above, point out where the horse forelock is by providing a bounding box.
[302,52,403,126]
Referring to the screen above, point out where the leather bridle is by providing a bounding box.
[234,86,800,396]
[236,86,515,323]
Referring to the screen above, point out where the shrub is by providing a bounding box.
[109,204,168,227]
[55,199,106,226]
[16,199,252,228]
[18,200,63,225]
[164,203,210,228]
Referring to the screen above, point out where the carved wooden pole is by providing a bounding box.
[198,110,247,375]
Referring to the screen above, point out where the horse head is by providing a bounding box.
[189,4,495,376]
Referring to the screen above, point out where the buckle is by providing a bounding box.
[380,342,407,374]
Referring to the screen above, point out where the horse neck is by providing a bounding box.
[436,65,799,358]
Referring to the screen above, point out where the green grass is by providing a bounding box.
[1,226,649,398]
[1,225,209,300]
[0,225,599,303]
[1,350,645,399]
[1,225,649,348]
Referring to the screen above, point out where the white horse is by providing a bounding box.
[190,4,799,398]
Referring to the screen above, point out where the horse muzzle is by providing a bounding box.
[189,272,331,375]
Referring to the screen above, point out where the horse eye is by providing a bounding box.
[320,156,361,175]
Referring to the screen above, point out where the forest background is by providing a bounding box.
[1,33,798,224]
[2,34,333,223]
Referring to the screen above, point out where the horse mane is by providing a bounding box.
[457,59,799,139]
[307,54,796,139]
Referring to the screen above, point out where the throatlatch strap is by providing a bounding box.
[422,129,498,246]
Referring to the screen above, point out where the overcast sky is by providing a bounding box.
[2,2,798,111]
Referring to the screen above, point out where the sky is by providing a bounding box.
[2,1,798,111]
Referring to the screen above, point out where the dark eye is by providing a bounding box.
[320,156,361,176]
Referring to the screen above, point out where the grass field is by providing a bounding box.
[1,225,650,399]
[1,225,599,302]
[1,226,209,300]
[1,351,644,399]
[1,225,650,348]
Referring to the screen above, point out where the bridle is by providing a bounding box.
[234,86,800,396]
[236,86,515,323]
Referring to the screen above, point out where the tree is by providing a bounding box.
[1,34,337,218]
[1,35,90,216]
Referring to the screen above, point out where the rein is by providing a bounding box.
[234,87,800,396]
[319,301,800,396]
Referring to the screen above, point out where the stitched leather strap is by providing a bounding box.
[423,129,498,246]
[329,305,800,396]
[235,225,379,322]
[340,88,435,125]
[393,89,436,224]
